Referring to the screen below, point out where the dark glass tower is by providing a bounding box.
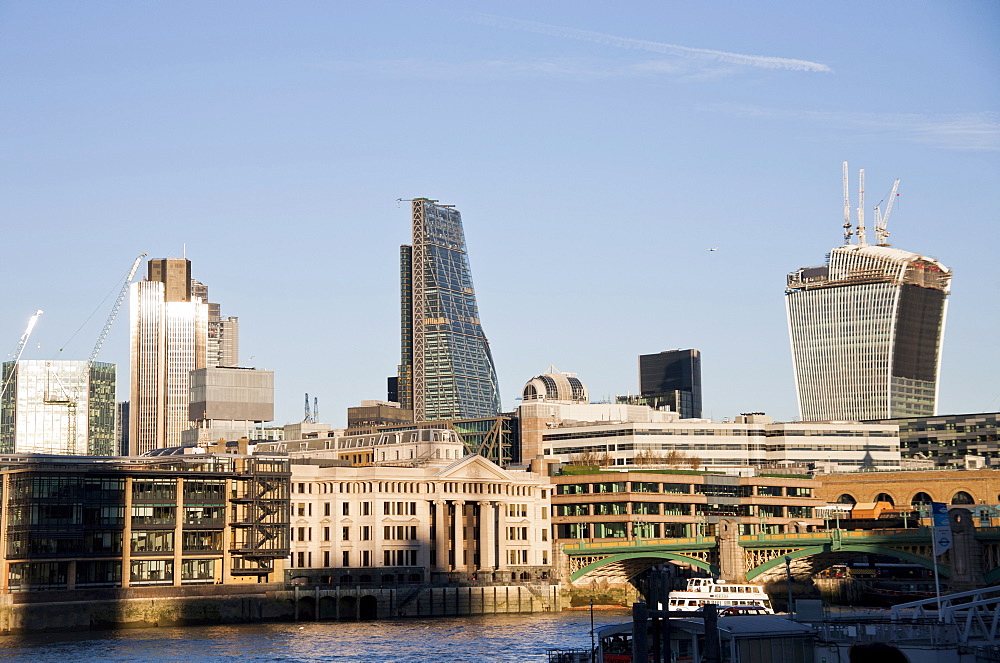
[398,199,501,421]
[638,349,702,419]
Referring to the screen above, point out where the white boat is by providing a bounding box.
[667,577,774,613]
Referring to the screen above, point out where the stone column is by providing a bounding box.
[716,518,747,583]
[453,500,466,572]
[433,500,450,571]
[478,501,495,571]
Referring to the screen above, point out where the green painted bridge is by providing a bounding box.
[564,516,1000,589]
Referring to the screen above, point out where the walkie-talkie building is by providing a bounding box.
[786,243,951,422]
[398,199,501,421]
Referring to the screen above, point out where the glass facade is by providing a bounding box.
[129,267,208,454]
[786,244,950,421]
[398,199,501,421]
[0,360,117,455]
[636,349,702,419]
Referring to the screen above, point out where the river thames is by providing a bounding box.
[0,610,631,662]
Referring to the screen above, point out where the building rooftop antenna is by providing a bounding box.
[856,169,867,246]
[874,179,901,246]
[842,162,853,244]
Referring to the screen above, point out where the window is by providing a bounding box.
[342,503,350,516]
[324,502,331,516]
[508,504,528,518]
[342,551,350,567]
[342,527,350,541]
[362,502,371,516]
[323,527,330,541]
[362,550,371,566]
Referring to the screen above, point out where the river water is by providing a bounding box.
[0,610,632,662]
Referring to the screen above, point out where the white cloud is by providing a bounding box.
[474,14,832,74]
[717,105,1000,151]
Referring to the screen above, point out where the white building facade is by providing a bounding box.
[258,428,553,584]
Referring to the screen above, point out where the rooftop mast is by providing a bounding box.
[856,169,867,246]
[842,162,853,244]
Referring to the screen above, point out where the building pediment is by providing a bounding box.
[434,454,514,482]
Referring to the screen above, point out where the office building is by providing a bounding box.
[552,469,822,543]
[525,401,901,472]
[129,258,208,454]
[181,367,274,446]
[869,412,1000,468]
[0,360,117,456]
[192,280,239,368]
[397,199,501,421]
[0,450,290,591]
[257,428,552,584]
[623,349,702,419]
[786,173,951,421]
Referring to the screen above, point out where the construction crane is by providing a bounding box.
[874,179,901,246]
[313,397,319,422]
[0,309,44,402]
[304,393,311,422]
[89,252,146,365]
[842,162,853,244]
[856,169,867,246]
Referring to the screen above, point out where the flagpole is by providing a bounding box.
[932,532,942,621]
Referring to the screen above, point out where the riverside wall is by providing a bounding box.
[0,583,560,634]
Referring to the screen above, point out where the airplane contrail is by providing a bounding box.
[475,14,832,74]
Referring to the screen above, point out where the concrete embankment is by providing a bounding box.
[0,583,560,634]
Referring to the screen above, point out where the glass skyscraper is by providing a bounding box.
[786,244,951,422]
[0,360,117,455]
[398,199,502,421]
[129,259,208,454]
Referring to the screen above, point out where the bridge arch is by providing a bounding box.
[745,544,951,582]
[570,551,715,584]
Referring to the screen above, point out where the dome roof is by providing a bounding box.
[522,367,588,404]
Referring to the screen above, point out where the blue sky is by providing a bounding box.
[2,1,998,427]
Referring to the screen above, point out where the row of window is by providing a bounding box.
[555,482,811,497]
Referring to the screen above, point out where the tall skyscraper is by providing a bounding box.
[397,199,502,421]
[192,280,239,367]
[129,258,208,454]
[786,167,951,421]
[637,349,702,419]
[0,360,117,455]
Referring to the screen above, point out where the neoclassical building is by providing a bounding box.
[257,428,553,585]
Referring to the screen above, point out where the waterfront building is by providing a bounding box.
[786,240,951,422]
[868,412,1000,468]
[619,349,703,419]
[129,258,209,454]
[256,428,552,585]
[346,414,519,467]
[397,199,502,422]
[181,366,274,446]
[531,405,900,472]
[0,450,290,591]
[0,360,117,456]
[815,468,1000,518]
[551,468,823,544]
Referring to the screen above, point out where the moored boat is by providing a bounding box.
[667,577,774,613]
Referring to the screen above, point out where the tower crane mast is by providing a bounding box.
[874,179,901,246]
[0,309,44,401]
[89,253,146,365]
[842,162,853,244]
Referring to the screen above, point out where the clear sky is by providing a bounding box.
[2,1,998,428]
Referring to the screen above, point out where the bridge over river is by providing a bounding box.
[564,508,1000,590]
